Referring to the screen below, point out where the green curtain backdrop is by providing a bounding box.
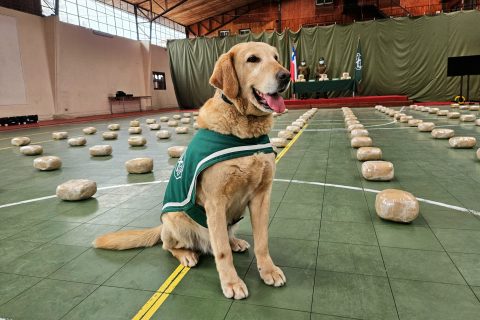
[167,10,480,108]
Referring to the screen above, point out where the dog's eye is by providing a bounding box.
[274,55,278,61]
[247,55,260,63]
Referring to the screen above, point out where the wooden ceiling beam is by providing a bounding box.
[152,0,165,11]
[187,25,197,36]
[186,2,261,36]
[151,0,188,22]
[137,6,152,19]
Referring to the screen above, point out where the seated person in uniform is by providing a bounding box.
[315,57,328,98]
[297,60,310,99]
[315,57,327,80]
[298,60,310,80]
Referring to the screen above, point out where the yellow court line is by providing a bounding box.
[131,122,309,320]
[131,264,185,320]
[140,266,191,320]
[275,124,309,164]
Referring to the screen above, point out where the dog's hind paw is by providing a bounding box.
[230,238,250,252]
[221,278,249,300]
[259,265,286,287]
[170,249,199,267]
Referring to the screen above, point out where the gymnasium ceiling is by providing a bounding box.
[125,0,259,26]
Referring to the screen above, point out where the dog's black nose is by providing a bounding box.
[276,70,290,86]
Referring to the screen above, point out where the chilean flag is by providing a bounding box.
[290,46,297,82]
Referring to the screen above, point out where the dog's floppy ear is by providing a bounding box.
[209,52,239,100]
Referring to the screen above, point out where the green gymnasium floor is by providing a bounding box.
[1,107,480,320]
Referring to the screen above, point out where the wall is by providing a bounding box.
[0,7,179,120]
[55,22,148,117]
[0,7,55,119]
[151,45,178,109]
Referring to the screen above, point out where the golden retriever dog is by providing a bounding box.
[94,42,291,300]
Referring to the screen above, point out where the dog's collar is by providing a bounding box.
[221,93,233,105]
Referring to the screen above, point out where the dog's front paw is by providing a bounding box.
[221,277,249,300]
[258,265,286,287]
[230,237,250,252]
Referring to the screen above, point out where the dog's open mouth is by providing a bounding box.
[252,88,286,113]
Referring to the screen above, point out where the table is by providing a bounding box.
[293,79,356,96]
[108,96,152,114]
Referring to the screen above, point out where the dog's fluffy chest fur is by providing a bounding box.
[196,152,275,225]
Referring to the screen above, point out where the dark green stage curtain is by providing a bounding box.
[167,10,480,109]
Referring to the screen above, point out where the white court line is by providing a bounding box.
[0,180,169,209]
[272,120,398,132]
[0,122,111,141]
[0,179,478,217]
[0,112,174,141]
[291,123,478,132]
[274,119,392,123]
[363,120,397,128]
[274,179,480,217]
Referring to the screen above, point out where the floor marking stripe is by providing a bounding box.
[0,180,170,209]
[275,124,308,163]
[0,195,58,209]
[31,139,55,144]
[131,264,185,320]
[0,122,114,141]
[273,178,480,216]
[364,120,397,128]
[292,122,478,132]
[140,266,190,320]
[0,139,55,151]
[2,178,478,216]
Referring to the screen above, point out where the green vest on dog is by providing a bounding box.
[161,128,275,228]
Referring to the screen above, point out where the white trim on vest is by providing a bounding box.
[162,142,273,211]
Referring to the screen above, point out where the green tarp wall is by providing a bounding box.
[167,10,480,108]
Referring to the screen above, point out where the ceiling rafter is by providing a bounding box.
[151,0,189,22]
[152,0,165,11]
[185,2,262,37]
[124,0,261,26]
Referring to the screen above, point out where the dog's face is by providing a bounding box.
[209,42,289,115]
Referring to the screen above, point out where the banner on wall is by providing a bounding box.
[354,38,363,92]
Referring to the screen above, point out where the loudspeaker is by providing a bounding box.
[447,55,480,76]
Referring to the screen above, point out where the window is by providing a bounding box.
[41,0,55,16]
[45,0,185,48]
[315,0,333,5]
[239,28,250,35]
[153,72,166,90]
[219,30,230,37]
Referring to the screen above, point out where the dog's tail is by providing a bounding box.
[93,225,163,250]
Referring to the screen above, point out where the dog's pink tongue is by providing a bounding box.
[265,94,285,113]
